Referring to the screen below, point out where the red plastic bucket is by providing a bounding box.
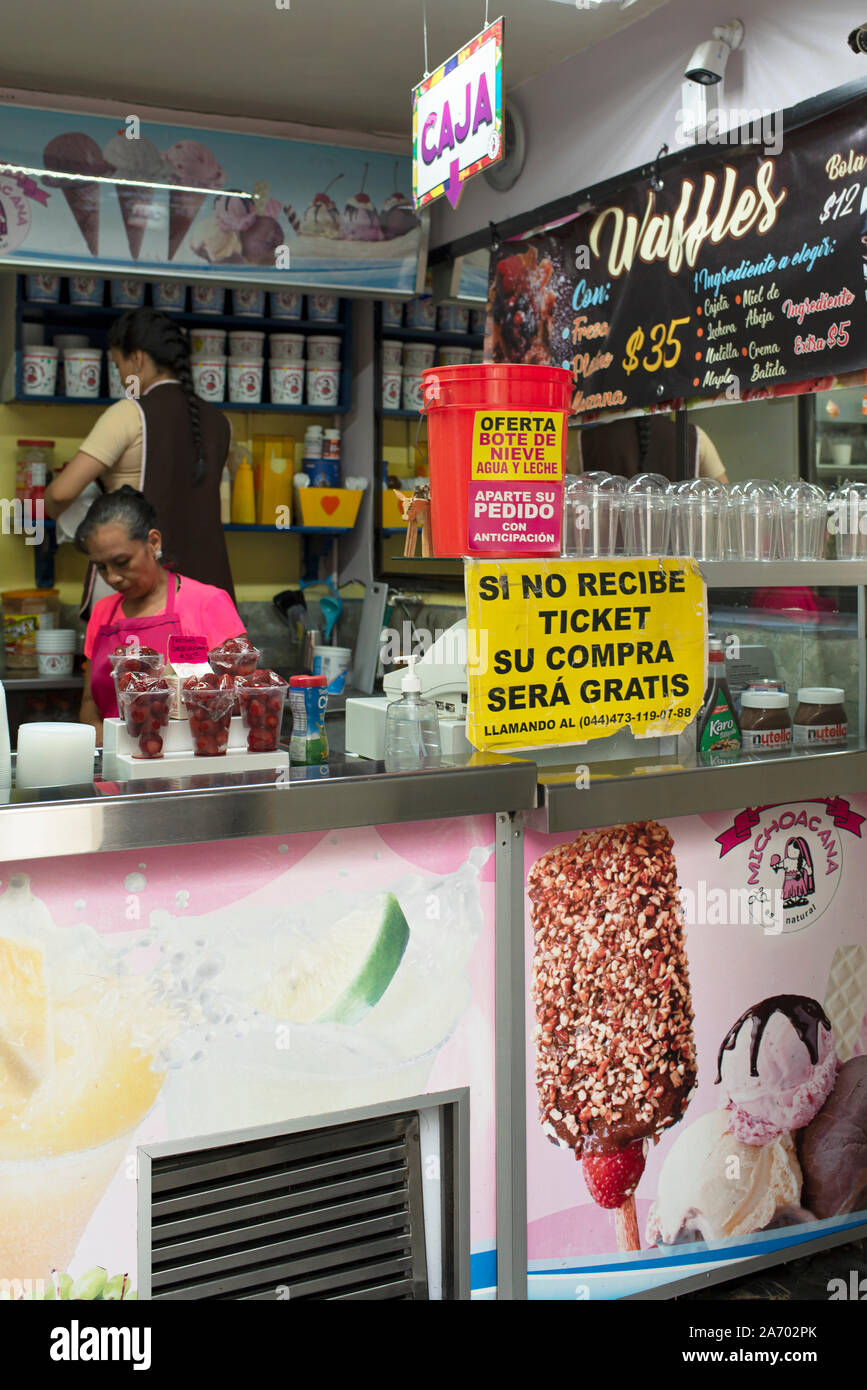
[421,363,573,557]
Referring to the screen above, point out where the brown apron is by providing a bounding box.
[80,381,234,617]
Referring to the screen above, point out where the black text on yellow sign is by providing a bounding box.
[464,558,707,751]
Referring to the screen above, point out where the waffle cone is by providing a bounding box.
[61,181,100,255]
[168,189,207,259]
[116,186,156,259]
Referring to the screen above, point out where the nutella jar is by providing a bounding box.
[793,687,847,748]
[740,690,792,753]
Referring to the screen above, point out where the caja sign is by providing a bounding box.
[412,18,504,210]
[715,798,865,932]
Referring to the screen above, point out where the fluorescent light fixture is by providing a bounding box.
[545,0,639,8]
[0,161,251,199]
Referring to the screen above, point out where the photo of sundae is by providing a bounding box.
[164,139,225,259]
[717,995,838,1146]
[191,191,285,266]
[646,982,867,1247]
[339,163,382,241]
[488,245,557,364]
[379,162,419,241]
[102,132,168,260]
[42,133,112,256]
[296,174,343,238]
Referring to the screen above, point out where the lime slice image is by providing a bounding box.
[259,892,410,1026]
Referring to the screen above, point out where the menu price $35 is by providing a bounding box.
[622,316,692,375]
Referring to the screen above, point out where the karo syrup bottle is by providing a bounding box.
[697,636,741,762]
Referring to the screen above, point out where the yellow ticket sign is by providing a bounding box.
[464,557,707,751]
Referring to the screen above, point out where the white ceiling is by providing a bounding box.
[0,0,672,142]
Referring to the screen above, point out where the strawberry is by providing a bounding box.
[497,254,525,297]
[581,1143,646,1209]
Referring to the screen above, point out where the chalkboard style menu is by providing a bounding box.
[486,97,867,415]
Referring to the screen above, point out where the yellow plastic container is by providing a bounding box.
[258,451,293,526]
[382,490,408,528]
[295,488,362,530]
[231,460,257,525]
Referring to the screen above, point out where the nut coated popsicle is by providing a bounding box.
[529,821,697,1249]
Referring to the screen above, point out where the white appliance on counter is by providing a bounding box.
[345,620,471,761]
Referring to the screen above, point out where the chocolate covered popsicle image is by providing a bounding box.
[529,821,697,1251]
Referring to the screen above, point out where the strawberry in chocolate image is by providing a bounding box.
[489,245,556,363]
[582,1143,646,1209]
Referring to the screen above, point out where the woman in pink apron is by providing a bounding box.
[78,487,246,741]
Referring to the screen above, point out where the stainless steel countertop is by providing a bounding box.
[0,754,538,861]
[529,741,867,833]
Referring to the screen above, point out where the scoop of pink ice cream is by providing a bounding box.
[214,194,258,233]
[165,140,225,190]
[718,996,838,1146]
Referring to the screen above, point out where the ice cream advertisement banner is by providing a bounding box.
[0,818,497,1301]
[525,799,867,1299]
[0,104,424,292]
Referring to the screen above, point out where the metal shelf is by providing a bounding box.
[0,674,83,690]
[700,560,867,586]
[531,743,867,833]
[14,394,348,416]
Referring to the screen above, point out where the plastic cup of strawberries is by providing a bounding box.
[182,673,236,757]
[116,674,171,759]
[236,669,288,753]
[109,643,163,675]
[208,637,260,678]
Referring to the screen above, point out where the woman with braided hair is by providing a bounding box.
[45,307,234,613]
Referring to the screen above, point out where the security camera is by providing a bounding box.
[685,19,744,85]
[849,24,867,53]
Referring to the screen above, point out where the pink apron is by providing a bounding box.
[90,575,182,719]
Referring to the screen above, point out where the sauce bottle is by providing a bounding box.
[697,636,741,760]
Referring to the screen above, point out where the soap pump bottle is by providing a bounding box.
[384,655,442,772]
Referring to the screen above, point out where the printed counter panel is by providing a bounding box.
[524,795,867,1298]
[0,817,498,1300]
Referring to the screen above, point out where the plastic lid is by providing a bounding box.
[289,675,327,687]
[741,690,790,709]
[17,439,54,447]
[796,687,845,705]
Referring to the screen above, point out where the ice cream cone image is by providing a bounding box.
[164,141,225,259]
[0,875,167,1282]
[103,133,167,261]
[42,133,111,256]
[115,185,156,260]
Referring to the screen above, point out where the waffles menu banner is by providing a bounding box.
[486,96,867,414]
[0,104,424,292]
[464,557,707,750]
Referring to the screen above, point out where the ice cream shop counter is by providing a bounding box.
[0,747,865,1302]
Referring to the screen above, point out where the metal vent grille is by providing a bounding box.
[146,1112,429,1300]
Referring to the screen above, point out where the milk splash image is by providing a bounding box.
[152,845,490,1138]
[0,874,173,1283]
